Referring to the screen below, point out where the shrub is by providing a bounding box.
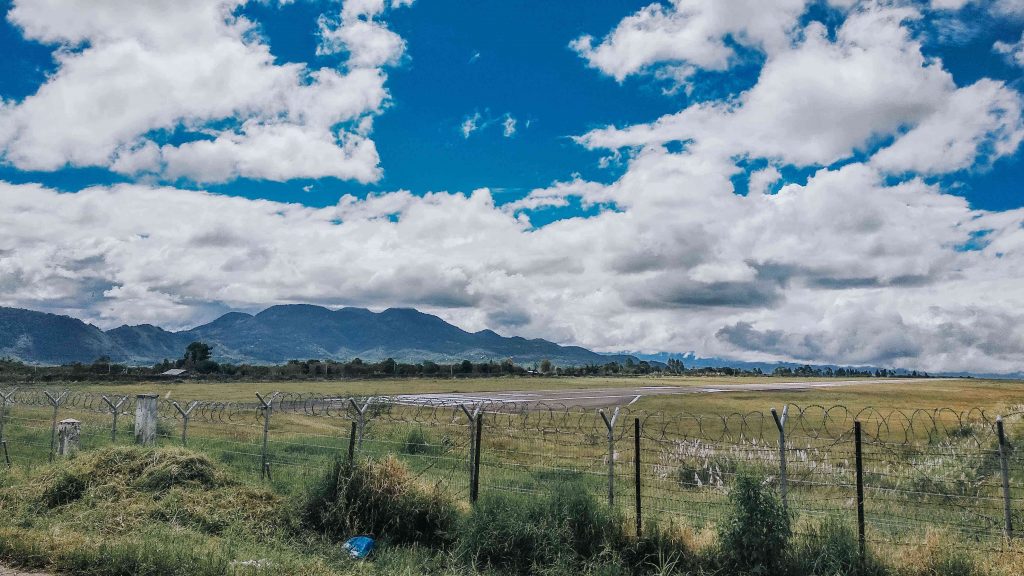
[787,516,875,576]
[718,471,791,575]
[403,427,431,455]
[457,482,627,573]
[301,455,459,547]
[620,518,695,576]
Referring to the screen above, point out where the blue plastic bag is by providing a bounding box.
[342,535,375,559]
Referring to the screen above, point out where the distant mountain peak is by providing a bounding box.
[0,304,636,366]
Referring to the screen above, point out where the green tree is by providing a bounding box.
[539,359,553,374]
[183,342,212,366]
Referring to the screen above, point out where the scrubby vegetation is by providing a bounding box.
[0,446,1020,576]
[457,482,627,573]
[301,455,460,547]
[717,471,791,574]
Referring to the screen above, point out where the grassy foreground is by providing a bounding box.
[0,445,1021,576]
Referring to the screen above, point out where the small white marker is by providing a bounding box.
[627,395,642,406]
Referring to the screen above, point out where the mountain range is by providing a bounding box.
[0,305,637,366]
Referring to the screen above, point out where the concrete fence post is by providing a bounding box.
[101,395,128,443]
[599,406,621,506]
[771,405,790,511]
[134,394,158,446]
[44,390,68,462]
[57,418,81,456]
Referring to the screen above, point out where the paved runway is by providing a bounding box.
[391,378,949,409]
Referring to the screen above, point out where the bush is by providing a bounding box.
[718,471,791,575]
[620,518,695,575]
[403,427,432,455]
[301,455,459,547]
[457,482,627,573]
[787,516,876,576]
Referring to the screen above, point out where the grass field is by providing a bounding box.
[1,376,1023,575]
[44,375,1024,413]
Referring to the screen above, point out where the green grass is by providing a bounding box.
[1,376,1023,574]
[0,445,1022,576]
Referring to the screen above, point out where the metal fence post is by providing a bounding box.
[44,391,68,462]
[855,421,865,563]
[172,401,199,446]
[256,392,280,480]
[997,416,1014,539]
[771,405,789,511]
[471,413,483,504]
[101,395,127,443]
[460,403,483,492]
[634,417,642,538]
[0,388,17,444]
[599,406,621,506]
[348,420,357,463]
[1,440,9,467]
[348,397,374,451]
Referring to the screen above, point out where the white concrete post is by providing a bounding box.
[134,394,158,445]
[57,418,81,456]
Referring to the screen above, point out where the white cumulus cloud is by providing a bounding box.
[0,0,405,183]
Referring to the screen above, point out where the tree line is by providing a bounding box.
[0,342,932,382]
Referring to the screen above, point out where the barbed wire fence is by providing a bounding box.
[0,387,1020,558]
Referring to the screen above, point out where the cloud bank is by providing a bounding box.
[1,0,1023,373]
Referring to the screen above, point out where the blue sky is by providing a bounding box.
[1,0,1024,373]
[2,0,1020,211]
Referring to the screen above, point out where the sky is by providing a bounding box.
[1,0,1023,374]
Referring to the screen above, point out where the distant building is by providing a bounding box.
[158,368,189,378]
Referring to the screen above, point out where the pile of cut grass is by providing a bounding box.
[0,446,333,575]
